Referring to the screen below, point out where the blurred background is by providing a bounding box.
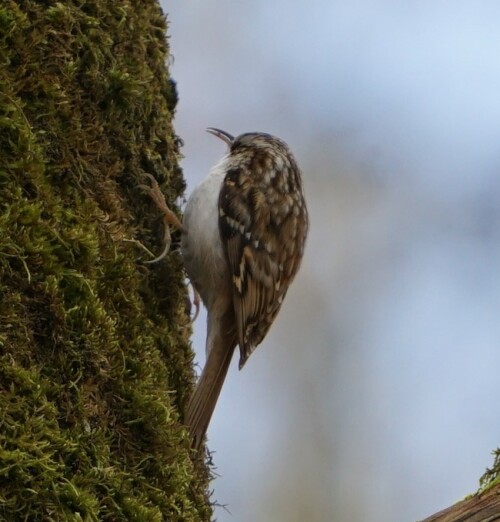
[162,2,500,520]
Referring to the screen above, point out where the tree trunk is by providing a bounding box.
[0,1,211,520]
[421,451,500,521]
[421,483,500,522]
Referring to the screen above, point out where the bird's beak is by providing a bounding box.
[206,127,234,147]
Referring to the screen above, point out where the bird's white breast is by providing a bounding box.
[181,156,231,309]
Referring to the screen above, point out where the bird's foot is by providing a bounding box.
[140,174,185,264]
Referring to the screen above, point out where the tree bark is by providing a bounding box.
[421,484,500,522]
[0,1,210,520]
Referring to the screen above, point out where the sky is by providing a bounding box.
[162,2,500,520]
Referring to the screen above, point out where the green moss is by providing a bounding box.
[0,1,211,520]
[479,448,500,493]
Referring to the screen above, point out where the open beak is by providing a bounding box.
[206,127,234,147]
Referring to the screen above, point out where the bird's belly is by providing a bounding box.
[181,162,231,308]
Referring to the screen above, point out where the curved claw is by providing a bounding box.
[141,174,185,264]
[144,225,172,264]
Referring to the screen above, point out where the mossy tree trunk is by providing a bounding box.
[0,1,211,520]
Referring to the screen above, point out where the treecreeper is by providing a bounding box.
[145,128,309,449]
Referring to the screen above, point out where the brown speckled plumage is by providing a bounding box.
[218,133,308,368]
[149,128,308,449]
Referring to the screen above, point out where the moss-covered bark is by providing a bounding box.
[0,1,211,520]
[479,448,500,492]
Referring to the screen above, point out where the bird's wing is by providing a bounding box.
[218,163,306,368]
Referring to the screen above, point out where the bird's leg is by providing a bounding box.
[140,173,185,264]
[190,283,201,322]
[140,174,201,321]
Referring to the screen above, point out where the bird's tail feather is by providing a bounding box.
[185,319,236,450]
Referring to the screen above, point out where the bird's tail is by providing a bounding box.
[185,315,236,450]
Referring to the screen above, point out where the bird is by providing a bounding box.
[145,128,309,449]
